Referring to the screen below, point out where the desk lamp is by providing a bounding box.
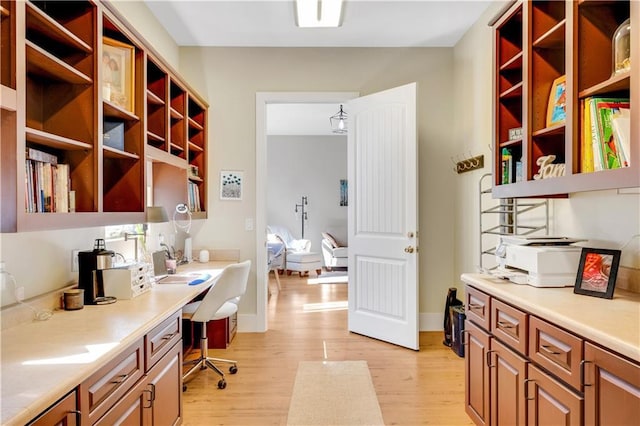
[174,203,193,263]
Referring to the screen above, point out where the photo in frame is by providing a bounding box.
[339,179,348,206]
[546,75,567,127]
[102,37,135,113]
[573,248,621,299]
[220,171,243,201]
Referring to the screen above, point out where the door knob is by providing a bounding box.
[404,246,414,253]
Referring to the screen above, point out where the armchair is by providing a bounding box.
[321,231,348,270]
[267,225,322,276]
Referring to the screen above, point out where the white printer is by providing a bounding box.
[494,236,584,287]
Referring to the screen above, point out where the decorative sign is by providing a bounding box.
[533,155,566,180]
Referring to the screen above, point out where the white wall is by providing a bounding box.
[179,47,457,327]
[267,135,348,255]
[453,2,640,289]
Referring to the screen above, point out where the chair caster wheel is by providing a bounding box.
[182,385,187,392]
[200,365,207,370]
[229,365,238,374]
[218,379,227,389]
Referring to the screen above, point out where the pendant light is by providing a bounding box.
[330,104,347,134]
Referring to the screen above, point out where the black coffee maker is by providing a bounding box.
[78,239,116,305]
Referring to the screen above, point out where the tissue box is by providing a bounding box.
[103,121,125,151]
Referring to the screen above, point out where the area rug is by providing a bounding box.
[307,271,348,285]
[287,360,385,425]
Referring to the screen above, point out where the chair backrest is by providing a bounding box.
[190,260,251,323]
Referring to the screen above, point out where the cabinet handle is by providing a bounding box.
[111,374,128,384]
[162,332,177,340]
[143,388,153,409]
[486,349,497,368]
[468,303,483,311]
[580,360,593,387]
[497,320,515,329]
[540,344,561,355]
[69,410,81,424]
[524,379,535,401]
[462,330,470,346]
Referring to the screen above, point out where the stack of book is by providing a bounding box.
[25,147,72,213]
[581,97,630,173]
[187,181,201,212]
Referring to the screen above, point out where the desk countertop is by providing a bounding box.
[0,261,230,426]
[461,273,640,363]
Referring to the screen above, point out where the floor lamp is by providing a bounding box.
[295,196,308,238]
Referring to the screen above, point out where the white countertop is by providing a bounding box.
[461,273,640,362]
[0,262,229,426]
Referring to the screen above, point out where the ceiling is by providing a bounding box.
[143,0,494,136]
[144,0,494,48]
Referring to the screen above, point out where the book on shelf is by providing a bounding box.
[26,147,58,165]
[582,97,630,173]
[501,148,516,184]
[187,181,201,212]
[25,159,71,213]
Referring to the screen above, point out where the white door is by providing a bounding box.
[347,83,419,350]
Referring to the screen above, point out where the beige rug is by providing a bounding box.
[287,361,385,425]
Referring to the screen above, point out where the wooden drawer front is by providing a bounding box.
[28,390,78,426]
[145,310,182,371]
[466,286,491,331]
[491,298,528,356]
[80,339,144,424]
[529,316,583,391]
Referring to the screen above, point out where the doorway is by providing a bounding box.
[255,92,358,332]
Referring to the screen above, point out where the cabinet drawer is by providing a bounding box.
[491,298,528,356]
[465,286,491,331]
[79,339,144,425]
[529,316,583,391]
[28,390,78,426]
[145,310,182,371]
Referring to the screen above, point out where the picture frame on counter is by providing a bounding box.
[574,247,621,299]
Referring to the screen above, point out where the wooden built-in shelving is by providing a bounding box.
[0,0,208,231]
[492,0,638,198]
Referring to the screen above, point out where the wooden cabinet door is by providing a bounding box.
[527,364,582,426]
[147,342,182,426]
[584,342,640,426]
[465,320,491,425]
[92,378,151,426]
[28,391,78,426]
[490,339,527,426]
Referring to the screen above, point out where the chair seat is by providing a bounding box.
[286,251,322,263]
[183,300,238,322]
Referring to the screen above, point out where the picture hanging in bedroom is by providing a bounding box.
[340,179,348,206]
[220,171,243,200]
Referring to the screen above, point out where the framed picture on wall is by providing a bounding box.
[103,37,135,113]
[220,170,243,200]
[573,248,621,299]
[340,179,348,206]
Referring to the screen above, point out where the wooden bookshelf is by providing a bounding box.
[0,0,208,232]
[492,0,639,198]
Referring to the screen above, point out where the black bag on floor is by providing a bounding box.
[443,287,463,347]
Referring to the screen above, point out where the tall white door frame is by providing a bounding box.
[255,91,359,331]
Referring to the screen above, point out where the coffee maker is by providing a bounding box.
[78,239,116,305]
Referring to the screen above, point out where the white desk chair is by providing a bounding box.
[182,260,251,390]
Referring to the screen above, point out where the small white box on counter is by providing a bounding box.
[103,263,152,300]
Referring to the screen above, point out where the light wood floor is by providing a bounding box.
[181,272,472,425]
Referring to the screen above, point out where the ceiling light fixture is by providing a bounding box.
[295,0,344,28]
[330,105,347,134]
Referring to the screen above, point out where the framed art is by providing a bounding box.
[546,75,567,127]
[339,179,348,206]
[103,37,135,113]
[573,248,621,299]
[220,170,243,200]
